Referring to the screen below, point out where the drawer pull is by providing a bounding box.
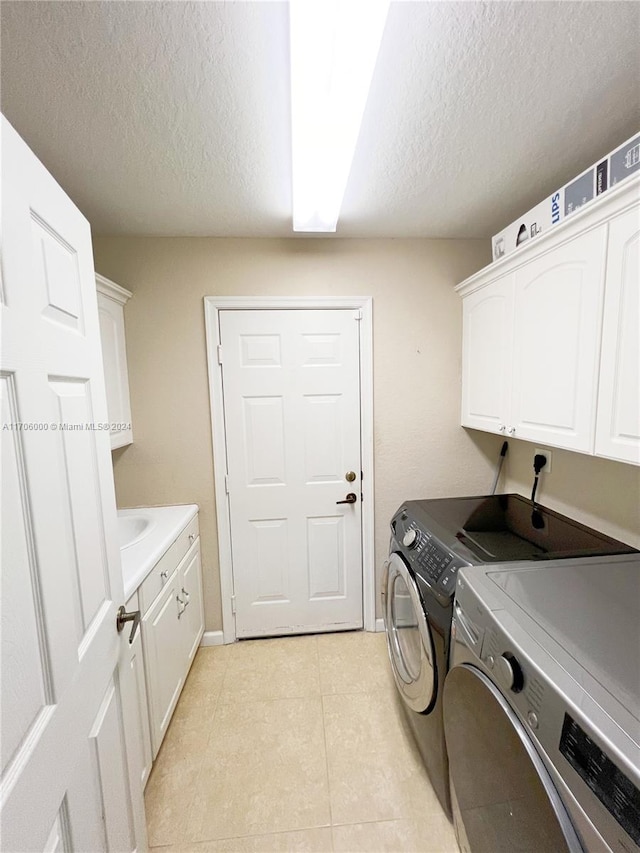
[188,533,196,543]
[182,587,191,607]
[160,570,169,583]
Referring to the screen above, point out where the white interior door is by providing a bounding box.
[219,309,363,639]
[1,117,145,851]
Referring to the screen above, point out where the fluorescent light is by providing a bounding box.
[289,0,390,232]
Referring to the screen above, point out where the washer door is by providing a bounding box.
[383,552,436,713]
[444,664,583,853]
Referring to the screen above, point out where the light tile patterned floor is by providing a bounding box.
[145,631,458,853]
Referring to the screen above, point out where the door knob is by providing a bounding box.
[345,471,357,482]
[336,493,357,504]
[116,605,141,644]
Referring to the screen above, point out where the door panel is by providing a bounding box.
[307,516,345,599]
[303,394,343,482]
[243,396,286,484]
[249,518,289,602]
[1,117,143,851]
[220,309,363,638]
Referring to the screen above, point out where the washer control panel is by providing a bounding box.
[400,519,462,595]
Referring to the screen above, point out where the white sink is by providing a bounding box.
[118,514,156,549]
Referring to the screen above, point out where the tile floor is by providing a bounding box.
[145,631,458,853]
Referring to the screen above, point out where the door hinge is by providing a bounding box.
[224,474,230,495]
[231,594,236,615]
[217,344,223,365]
[354,309,362,321]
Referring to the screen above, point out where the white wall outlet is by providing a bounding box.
[534,448,552,473]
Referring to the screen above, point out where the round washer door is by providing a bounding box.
[383,552,436,713]
[443,663,583,853]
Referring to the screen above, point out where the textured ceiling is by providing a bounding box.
[1,1,639,238]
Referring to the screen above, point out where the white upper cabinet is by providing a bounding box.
[461,274,513,434]
[510,226,607,451]
[458,175,640,463]
[595,206,640,465]
[96,274,133,449]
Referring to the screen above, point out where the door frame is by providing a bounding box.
[204,296,375,643]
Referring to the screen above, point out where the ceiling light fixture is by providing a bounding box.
[289,0,390,232]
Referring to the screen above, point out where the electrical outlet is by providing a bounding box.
[534,448,552,473]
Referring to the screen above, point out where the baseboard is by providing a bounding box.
[375,617,385,633]
[200,630,224,647]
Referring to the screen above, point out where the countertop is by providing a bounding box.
[119,504,199,600]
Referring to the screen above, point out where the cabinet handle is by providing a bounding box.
[182,587,190,608]
[508,426,516,435]
[160,570,169,583]
[499,424,506,433]
[177,594,186,618]
[188,533,196,543]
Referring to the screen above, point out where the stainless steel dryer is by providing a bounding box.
[382,494,637,819]
[444,557,640,853]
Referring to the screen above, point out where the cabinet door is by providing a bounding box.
[510,226,607,451]
[142,572,185,757]
[595,206,640,464]
[179,541,205,668]
[119,593,153,796]
[461,276,513,433]
[97,291,133,449]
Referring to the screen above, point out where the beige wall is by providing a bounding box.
[501,441,640,549]
[94,236,639,633]
[93,237,503,631]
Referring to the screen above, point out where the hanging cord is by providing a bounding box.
[531,453,547,529]
[490,441,509,495]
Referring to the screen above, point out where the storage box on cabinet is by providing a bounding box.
[458,175,640,463]
[141,529,205,758]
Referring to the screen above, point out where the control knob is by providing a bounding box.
[403,529,419,549]
[497,652,524,693]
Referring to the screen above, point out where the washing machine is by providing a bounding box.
[381,494,638,819]
[444,556,640,853]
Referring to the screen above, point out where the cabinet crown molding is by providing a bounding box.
[96,272,132,304]
[456,174,640,297]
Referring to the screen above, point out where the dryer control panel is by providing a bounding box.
[392,508,467,599]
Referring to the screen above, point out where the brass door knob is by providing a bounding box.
[345,471,357,482]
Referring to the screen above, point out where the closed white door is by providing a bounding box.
[219,309,363,639]
[1,117,145,851]
[595,205,640,464]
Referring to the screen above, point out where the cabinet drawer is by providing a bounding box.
[139,515,199,614]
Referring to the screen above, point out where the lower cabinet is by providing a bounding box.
[119,590,153,791]
[142,537,205,757]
